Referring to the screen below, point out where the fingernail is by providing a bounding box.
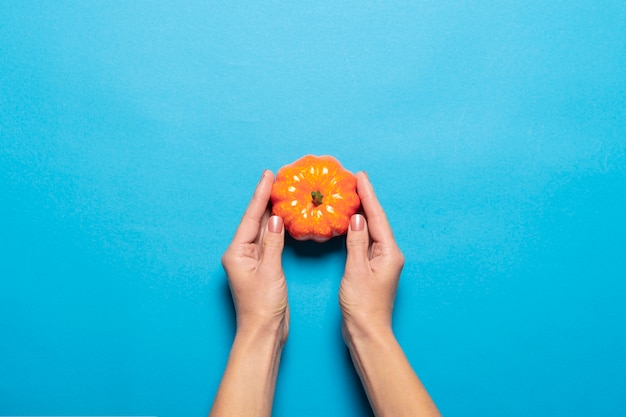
[268,215,283,233]
[351,214,364,231]
[259,169,268,183]
[362,170,368,179]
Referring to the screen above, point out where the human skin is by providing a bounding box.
[209,169,440,417]
[340,171,441,417]
[209,170,288,417]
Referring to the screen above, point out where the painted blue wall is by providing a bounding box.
[2,1,625,416]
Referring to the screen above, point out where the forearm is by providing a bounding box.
[346,329,440,417]
[209,328,284,417]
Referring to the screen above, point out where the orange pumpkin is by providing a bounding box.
[271,155,360,242]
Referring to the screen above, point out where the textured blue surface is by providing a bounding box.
[1,2,625,416]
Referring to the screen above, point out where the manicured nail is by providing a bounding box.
[268,215,283,233]
[351,214,364,231]
[259,169,268,183]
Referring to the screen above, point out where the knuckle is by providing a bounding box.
[221,251,233,268]
[263,238,283,249]
[390,249,405,268]
[347,237,369,249]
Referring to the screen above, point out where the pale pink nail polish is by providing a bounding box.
[351,214,364,231]
[268,216,283,233]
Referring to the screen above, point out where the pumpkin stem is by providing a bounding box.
[311,190,323,206]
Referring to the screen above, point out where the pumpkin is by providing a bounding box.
[271,155,361,242]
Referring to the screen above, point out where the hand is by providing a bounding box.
[221,170,289,343]
[340,171,405,342]
[339,174,440,417]
[211,170,288,417]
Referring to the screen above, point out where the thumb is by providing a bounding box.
[345,214,370,266]
[259,215,285,271]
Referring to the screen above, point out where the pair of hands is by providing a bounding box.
[216,170,441,417]
[221,170,405,345]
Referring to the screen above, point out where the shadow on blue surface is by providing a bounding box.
[284,234,347,259]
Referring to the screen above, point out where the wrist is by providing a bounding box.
[342,315,394,349]
[232,325,286,366]
[237,314,289,347]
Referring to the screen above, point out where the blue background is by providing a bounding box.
[1,1,625,416]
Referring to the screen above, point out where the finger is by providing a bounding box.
[232,170,274,245]
[355,171,395,244]
[345,214,370,266]
[259,215,285,272]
